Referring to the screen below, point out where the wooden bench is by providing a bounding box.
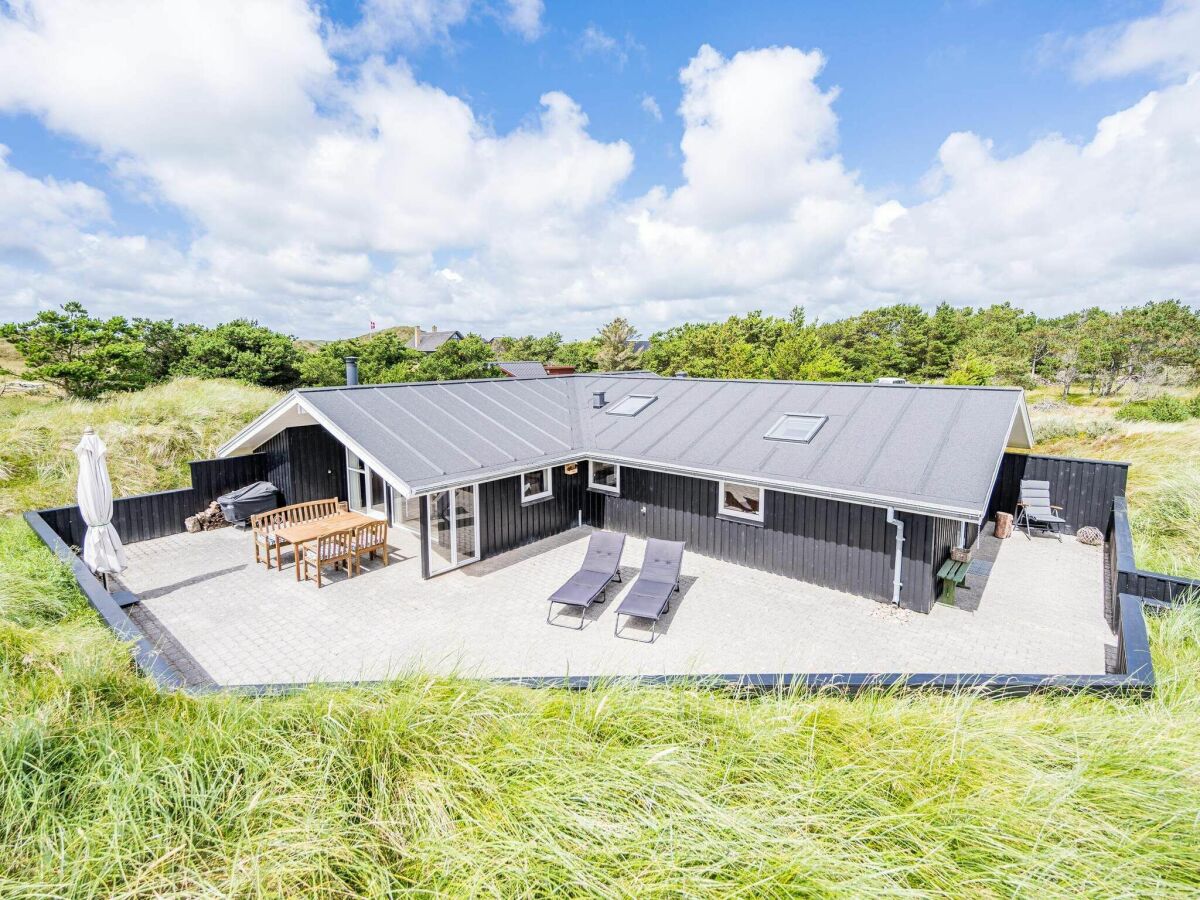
[251,498,344,569]
[937,558,970,606]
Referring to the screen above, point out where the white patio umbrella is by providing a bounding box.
[74,426,126,587]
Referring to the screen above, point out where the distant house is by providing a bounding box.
[491,361,576,378]
[627,340,651,354]
[409,327,463,353]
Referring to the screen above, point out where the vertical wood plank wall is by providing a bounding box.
[579,467,951,609]
[479,466,588,558]
[257,424,347,505]
[987,452,1128,532]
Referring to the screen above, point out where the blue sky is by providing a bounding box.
[1,0,1197,338]
[329,0,1164,198]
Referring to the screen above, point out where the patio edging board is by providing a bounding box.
[24,505,1160,699]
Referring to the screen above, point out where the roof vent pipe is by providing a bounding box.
[592,391,606,408]
[886,507,905,606]
[345,356,359,386]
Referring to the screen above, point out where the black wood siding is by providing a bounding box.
[189,455,269,508]
[256,424,346,505]
[987,452,1128,532]
[583,467,927,605]
[479,465,588,558]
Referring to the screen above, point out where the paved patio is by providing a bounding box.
[116,523,1111,686]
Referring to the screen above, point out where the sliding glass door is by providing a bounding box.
[390,487,422,533]
[426,484,479,575]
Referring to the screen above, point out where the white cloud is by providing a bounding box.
[576,24,641,70]
[503,0,543,41]
[1061,0,1200,82]
[1,2,1199,340]
[328,0,472,55]
[640,93,663,121]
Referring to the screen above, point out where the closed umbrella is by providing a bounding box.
[74,426,126,587]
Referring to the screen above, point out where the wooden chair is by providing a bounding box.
[252,510,289,569]
[250,498,341,569]
[300,528,355,588]
[352,520,389,573]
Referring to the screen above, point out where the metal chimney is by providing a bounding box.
[345,356,359,386]
[592,390,606,408]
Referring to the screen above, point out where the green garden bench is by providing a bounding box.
[937,558,970,606]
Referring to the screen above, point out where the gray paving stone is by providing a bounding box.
[114,523,1111,685]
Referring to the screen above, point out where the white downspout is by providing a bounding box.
[886,507,905,606]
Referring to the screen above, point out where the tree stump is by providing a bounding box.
[995,511,1014,539]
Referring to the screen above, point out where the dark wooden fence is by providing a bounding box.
[37,453,273,547]
[1107,496,1200,618]
[988,452,1128,532]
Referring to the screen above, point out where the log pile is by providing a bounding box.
[185,501,229,533]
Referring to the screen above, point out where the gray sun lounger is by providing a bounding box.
[546,531,626,629]
[1014,479,1066,541]
[614,539,685,643]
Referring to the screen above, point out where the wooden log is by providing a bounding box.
[995,511,1014,539]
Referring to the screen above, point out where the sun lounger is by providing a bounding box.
[1014,479,1066,541]
[546,531,626,629]
[614,539,685,643]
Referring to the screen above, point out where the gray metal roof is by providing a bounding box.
[411,330,462,352]
[271,374,1029,519]
[492,360,550,378]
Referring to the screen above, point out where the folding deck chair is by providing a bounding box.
[546,531,626,629]
[613,539,686,643]
[1014,479,1066,541]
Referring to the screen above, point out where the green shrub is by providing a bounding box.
[1116,395,1191,423]
[1189,394,1200,418]
[1032,417,1117,442]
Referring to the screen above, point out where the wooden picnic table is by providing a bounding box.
[274,511,376,581]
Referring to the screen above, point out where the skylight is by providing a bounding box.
[606,394,656,416]
[764,414,827,443]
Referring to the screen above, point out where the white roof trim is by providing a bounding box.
[218,392,418,498]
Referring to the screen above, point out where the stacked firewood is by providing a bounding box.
[185,501,229,533]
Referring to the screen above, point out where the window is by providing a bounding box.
[764,414,827,443]
[606,394,656,416]
[719,480,764,524]
[346,448,386,518]
[521,467,553,503]
[588,460,620,494]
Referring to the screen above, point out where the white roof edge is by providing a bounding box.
[216,392,299,457]
[407,451,984,521]
[217,392,418,499]
[1010,392,1035,449]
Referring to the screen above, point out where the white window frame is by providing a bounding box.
[424,483,481,575]
[588,459,620,495]
[346,448,388,519]
[521,467,553,504]
[763,413,827,444]
[606,394,657,416]
[718,479,765,524]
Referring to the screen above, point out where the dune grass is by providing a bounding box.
[0,378,279,518]
[1029,388,1200,578]
[1,516,1199,896]
[0,381,1198,894]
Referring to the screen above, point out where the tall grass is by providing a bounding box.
[0,378,278,517]
[1,516,1199,896]
[1030,389,1200,578]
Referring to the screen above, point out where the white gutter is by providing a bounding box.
[886,507,905,606]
